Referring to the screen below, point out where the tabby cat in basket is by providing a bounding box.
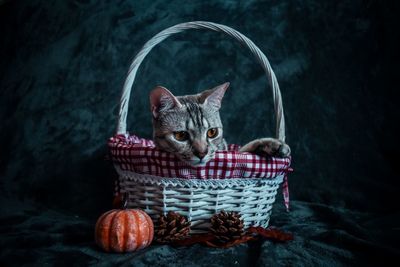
[150,82,291,166]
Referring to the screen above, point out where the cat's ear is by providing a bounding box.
[201,82,230,110]
[150,86,182,118]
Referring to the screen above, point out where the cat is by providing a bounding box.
[149,82,291,166]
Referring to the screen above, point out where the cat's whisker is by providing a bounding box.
[150,83,290,164]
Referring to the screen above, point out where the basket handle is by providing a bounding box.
[117,21,286,141]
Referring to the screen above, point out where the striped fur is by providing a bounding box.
[150,83,228,166]
[149,82,290,166]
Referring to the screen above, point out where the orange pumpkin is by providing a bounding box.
[95,208,154,252]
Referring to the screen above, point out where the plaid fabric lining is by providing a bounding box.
[108,134,291,179]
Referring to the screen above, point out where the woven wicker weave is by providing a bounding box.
[111,21,290,233]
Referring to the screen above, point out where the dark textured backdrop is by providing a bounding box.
[1,0,399,266]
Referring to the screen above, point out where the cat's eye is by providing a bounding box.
[207,128,218,138]
[173,131,189,141]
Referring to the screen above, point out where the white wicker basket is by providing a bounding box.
[112,21,290,233]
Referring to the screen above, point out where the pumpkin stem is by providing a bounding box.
[122,192,129,210]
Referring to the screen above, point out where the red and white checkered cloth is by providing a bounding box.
[108,134,292,209]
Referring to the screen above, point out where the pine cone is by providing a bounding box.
[155,211,191,243]
[210,210,245,243]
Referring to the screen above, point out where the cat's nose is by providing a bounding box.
[194,150,208,160]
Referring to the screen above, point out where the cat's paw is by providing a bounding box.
[263,141,291,157]
[240,138,291,157]
[279,143,291,157]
